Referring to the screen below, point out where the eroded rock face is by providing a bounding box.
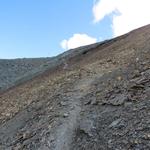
[0,25,150,150]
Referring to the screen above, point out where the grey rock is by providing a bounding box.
[124,102,133,107]
[79,120,95,137]
[109,119,122,128]
[91,98,98,105]
[109,94,128,106]
[145,88,150,98]
[60,101,67,106]
[84,99,91,105]
[63,113,69,118]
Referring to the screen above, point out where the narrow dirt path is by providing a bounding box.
[40,76,99,150]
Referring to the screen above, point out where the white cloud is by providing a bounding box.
[93,0,150,36]
[60,34,97,50]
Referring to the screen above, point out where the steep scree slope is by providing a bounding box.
[0,25,150,150]
[0,58,52,91]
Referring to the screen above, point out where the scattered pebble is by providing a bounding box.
[109,118,122,128]
[63,113,69,118]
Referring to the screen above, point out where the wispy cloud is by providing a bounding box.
[60,34,97,50]
[93,0,150,36]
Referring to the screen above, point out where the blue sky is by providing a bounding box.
[0,0,113,58]
[0,0,149,58]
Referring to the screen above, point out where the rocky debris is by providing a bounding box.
[83,93,98,106]
[108,94,127,106]
[0,25,150,150]
[83,97,98,106]
[71,54,150,149]
[103,94,128,106]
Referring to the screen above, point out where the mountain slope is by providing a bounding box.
[0,43,100,92]
[0,25,150,150]
[0,58,52,91]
